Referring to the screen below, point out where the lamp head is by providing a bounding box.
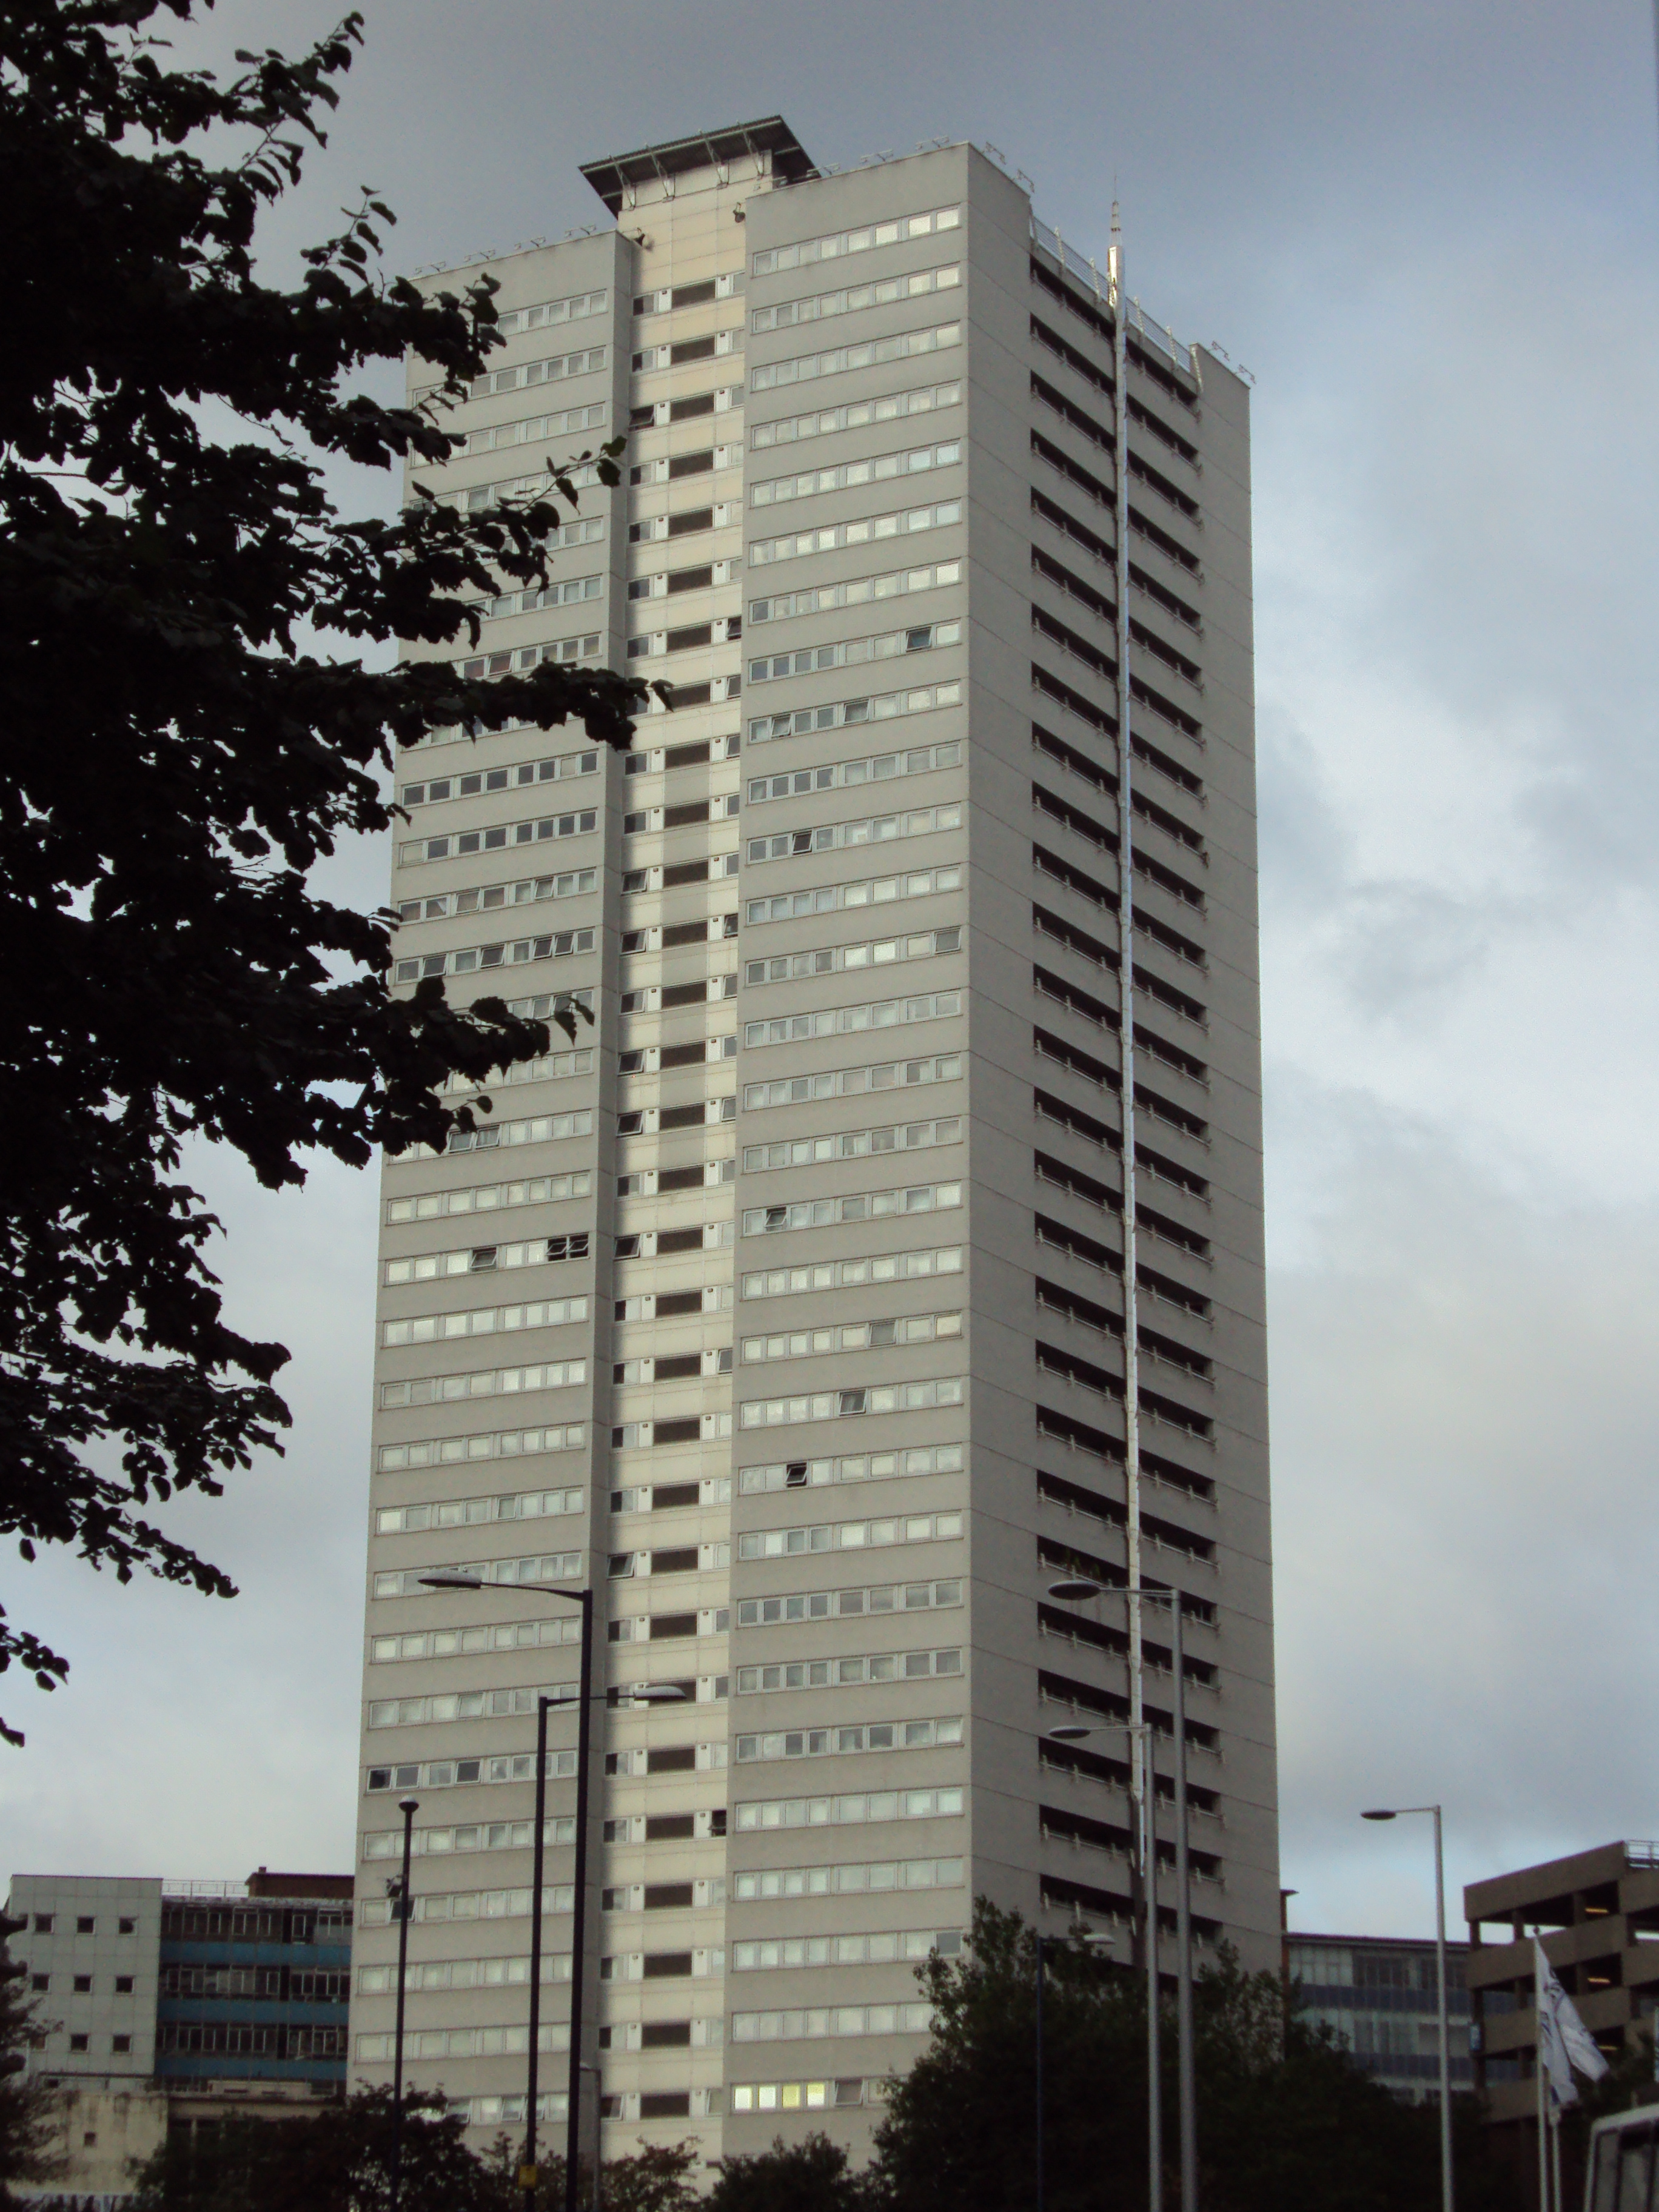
[1048,1724,1093,1743]
[1361,1809,1398,1822]
[398,1797,419,1815]
[630,1683,688,1704]
[419,1574,483,1592]
[1048,1579,1103,1603]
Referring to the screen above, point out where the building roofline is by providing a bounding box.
[580,116,816,213]
[1288,1931,1470,1949]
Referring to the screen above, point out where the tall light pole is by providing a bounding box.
[1362,1803,1452,2212]
[389,1794,418,2212]
[1049,1577,1197,2212]
[419,1575,682,2212]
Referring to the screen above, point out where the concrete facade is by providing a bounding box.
[350,119,1276,2168]
[1466,1842,1659,2127]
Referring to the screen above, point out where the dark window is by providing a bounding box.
[655,1227,704,1256]
[652,1480,702,1507]
[641,2021,692,2048]
[664,800,711,830]
[641,1951,694,1978]
[76,1917,95,1935]
[645,1814,696,1841]
[30,1975,47,1992]
[73,1976,92,1992]
[658,1044,706,1072]
[669,394,716,423]
[647,1615,699,1643]
[671,280,717,309]
[709,1808,728,1837]
[649,1548,700,1576]
[670,335,717,365]
[655,1168,704,1196]
[667,507,714,538]
[640,2091,692,2117]
[69,2034,89,2053]
[668,450,714,480]
[645,1745,697,1774]
[33,1915,52,1934]
[653,1286,704,1314]
[661,684,712,711]
[645,1884,695,1911]
[667,570,714,597]
[662,919,709,950]
[662,858,711,889]
[117,1918,136,1936]
[112,2035,131,2054]
[665,740,714,770]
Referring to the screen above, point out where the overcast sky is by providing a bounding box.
[9,0,1659,1948]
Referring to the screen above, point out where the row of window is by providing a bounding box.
[376,1424,586,1475]
[743,1176,962,1233]
[386,1171,589,1227]
[374,1483,583,1538]
[735,1926,957,1972]
[632,326,740,370]
[358,1954,568,1993]
[454,400,607,455]
[752,493,960,566]
[733,1856,962,1902]
[737,1509,962,1561]
[747,681,962,746]
[400,743,597,809]
[740,1243,964,1302]
[442,459,603,515]
[735,1785,963,1832]
[381,1293,588,1350]
[380,1353,588,1407]
[736,1577,961,1627]
[23,1912,133,1935]
[751,204,960,276]
[738,1649,960,1695]
[360,1881,572,1926]
[437,1048,591,1097]
[742,1113,960,1172]
[486,287,608,345]
[746,800,962,863]
[750,620,959,686]
[745,861,962,925]
[750,319,960,394]
[749,555,960,627]
[751,438,960,508]
[752,262,960,333]
[751,379,961,453]
[740,1310,962,1363]
[739,1443,967,1496]
[30,1972,135,1994]
[739,1377,964,1432]
[743,988,961,1051]
[383,1233,587,1287]
[370,1616,581,1664]
[367,1748,578,1795]
[427,1111,590,1168]
[733,2001,934,2042]
[361,1815,575,1862]
[401,809,597,870]
[367,1683,569,1730]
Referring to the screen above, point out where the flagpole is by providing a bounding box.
[1550,2100,1563,2212]
[1535,1941,1550,2212]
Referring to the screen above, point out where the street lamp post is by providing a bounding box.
[1049,1577,1197,2212]
[418,1575,682,2212]
[389,1794,418,2212]
[1361,1803,1452,2212]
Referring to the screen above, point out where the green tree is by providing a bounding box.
[127,2086,509,2211]
[708,2132,882,2212]
[0,1912,65,2207]
[0,0,647,1741]
[872,1900,1519,2212]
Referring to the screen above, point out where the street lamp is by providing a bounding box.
[389,1794,418,2212]
[1361,1804,1452,2212]
[417,1573,684,2212]
[1047,1577,1198,2212]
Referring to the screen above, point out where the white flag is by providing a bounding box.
[1535,1940,1611,2110]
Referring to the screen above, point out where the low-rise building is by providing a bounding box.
[1285,1931,1475,2103]
[5,1868,352,2205]
[1466,1840,1659,2128]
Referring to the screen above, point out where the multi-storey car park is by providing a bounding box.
[351,117,1276,2171]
